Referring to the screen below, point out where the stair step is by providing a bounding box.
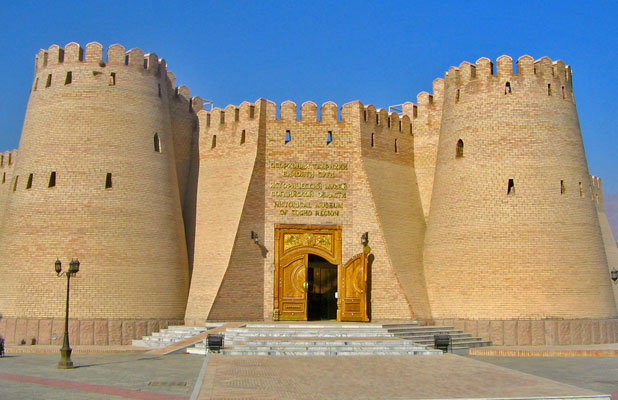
[392,332,468,339]
[244,324,381,329]
[386,326,457,333]
[226,340,417,346]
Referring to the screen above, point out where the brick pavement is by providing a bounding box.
[0,352,202,400]
[1,348,614,400]
[197,354,608,399]
[468,356,618,400]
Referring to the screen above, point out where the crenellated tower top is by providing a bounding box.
[443,55,574,103]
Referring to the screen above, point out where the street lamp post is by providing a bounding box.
[55,258,80,369]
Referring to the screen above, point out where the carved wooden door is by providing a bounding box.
[338,252,369,322]
[278,254,308,320]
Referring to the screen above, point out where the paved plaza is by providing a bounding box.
[0,352,203,399]
[0,349,616,400]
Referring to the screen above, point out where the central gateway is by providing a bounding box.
[273,224,369,322]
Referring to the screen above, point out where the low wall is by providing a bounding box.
[431,318,618,345]
[0,318,184,346]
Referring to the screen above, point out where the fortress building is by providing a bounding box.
[0,42,617,346]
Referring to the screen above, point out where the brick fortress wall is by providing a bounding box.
[1,44,617,345]
[0,42,195,345]
[422,55,617,343]
[262,101,417,320]
[187,99,430,322]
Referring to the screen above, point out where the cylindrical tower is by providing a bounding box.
[0,42,190,344]
[424,55,617,324]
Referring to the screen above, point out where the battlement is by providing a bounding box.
[34,42,168,76]
[402,78,445,124]
[0,150,17,169]
[199,99,413,129]
[32,42,204,115]
[444,55,574,99]
[197,100,267,129]
[277,100,354,123]
[361,105,412,135]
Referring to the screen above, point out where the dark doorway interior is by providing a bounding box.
[307,254,338,320]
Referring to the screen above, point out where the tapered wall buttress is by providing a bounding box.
[424,56,617,320]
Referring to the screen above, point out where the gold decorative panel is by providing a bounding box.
[283,233,332,253]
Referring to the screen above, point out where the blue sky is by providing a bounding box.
[1,1,616,193]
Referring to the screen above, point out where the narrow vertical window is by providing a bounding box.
[376,114,379,125]
[387,117,391,129]
[8,153,12,165]
[579,182,583,197]
[547,84,552,96]
[371,133,375,147]
[2,172,5,183]
[505,81,512,94]
[562,86,566,99]
[456,139,464,158]
[45,74,52,88]
[13,176,18,192]
[285,130,291,144]
[154,133,161,153]
[560,180,565,194]
[158,83,161,97]
[65,71,72,85]
[109,72,116,86]
[234,108,240,121]
[49,171,56,188]
[26,173,33,189]
[124,55,129,65]
[327,131,333,145]
[105,173,112,189]
[0,155,3,166]
[507,179,515,195]
[211,135,217,148]
[399,120,402,132]
[394,139,398,153]
[363,110,367,122]
[456,89,460,103]
[249,105,255,119]
[240,130,246,145]
[33,78,38,91]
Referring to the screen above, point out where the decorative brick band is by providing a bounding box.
[431,318,618,345]
[0,318,184,346]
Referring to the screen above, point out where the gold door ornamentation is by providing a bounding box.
[277,254,308,320]
[338,250,369,322]
[274,225,342,321]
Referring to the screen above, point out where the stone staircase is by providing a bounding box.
[383,323,492,354]
[132,324,224,348]
[134,322,492,355]
[186,323,443,356]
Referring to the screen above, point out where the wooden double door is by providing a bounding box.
[273,224,369,322]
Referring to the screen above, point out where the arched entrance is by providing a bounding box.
[273,224,369,322]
